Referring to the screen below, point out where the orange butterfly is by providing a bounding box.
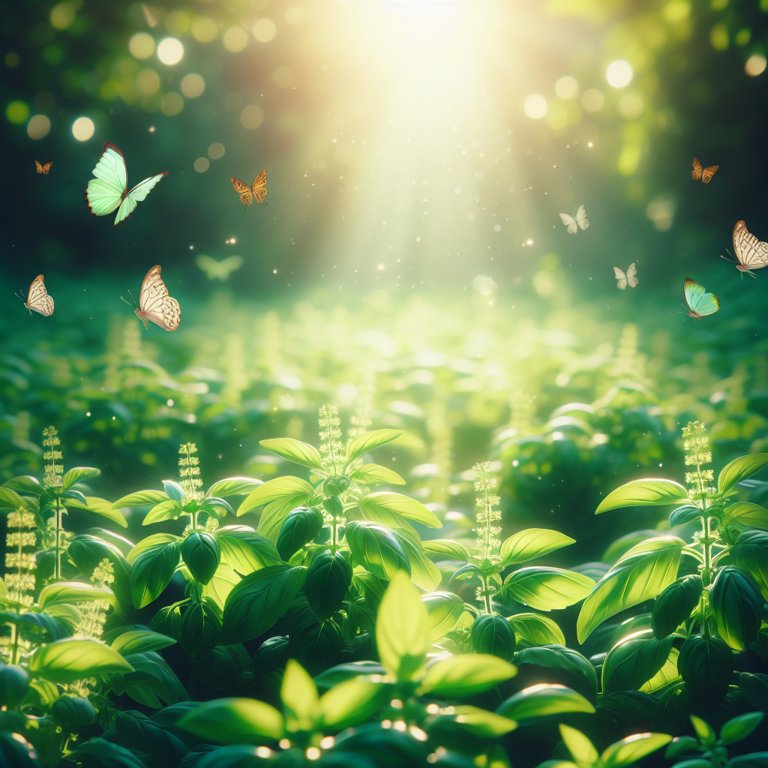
[691,157,718,184]
[230,170,267,206]
[35,161,53,175]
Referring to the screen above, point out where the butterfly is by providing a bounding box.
[86,143,167,225]
[230,170,267,207]
[559,205,589,234]
[724,220,768,277]
[17,275,54,317]
[683,278,720,319]
[122,265,180,331]
[35,161,53,175]
[613,263,638,290]
[195,254,244,281]
[691,157,718,184]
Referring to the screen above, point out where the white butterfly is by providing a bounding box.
[613,263,638,290]
[727,220,768,276]
[195,254,244,281]
[18,274,54,317]
[124,265,181,331]
[559,205,589,235]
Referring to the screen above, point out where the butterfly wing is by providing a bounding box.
[684,278,719,317]
[576,204,589,230]
[692,157,703,181]
[86,143,128,216]
[137,265,181,331]
[230,177,253,206]
[251,169,267,204]
[701,164,719,184]
[114,173,167,225]
[732,220,768,271]
[626,262,638,288]
[25,275,54,317]
[613,267,628,290]
[35,160,43,174]
[35,160,52,175]
[559,212,578,235]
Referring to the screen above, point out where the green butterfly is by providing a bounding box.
[86,143,166,225]
[195,254,244,281]
[683,277,720,319]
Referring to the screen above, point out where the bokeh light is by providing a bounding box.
[524,94,547,119]
[207,142,225,160]
[745,53,767,76]
[135,68,161,96]
[555,75,579,99]
[129,32,155,59]
[157,37,184,66]
[180,73,206,98]
[6,100,30,124]
[165,10,191,35]
[710,23,729,51]
[194,157,210,173]
[72,116,95,141]
[581,88,605,113]
[618,92,644,119]
[240,104,265,130]
[192,16,218,43]
[252,18,277,43]
[160,92,184,116]
[223,26,249,53]
[606,59,633,88]
[27,114,51,140]
[50,2,76,30]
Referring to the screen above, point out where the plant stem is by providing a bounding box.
[479,574,494,616]
[54,496,62,580]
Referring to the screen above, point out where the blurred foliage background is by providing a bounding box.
[2,0,768,292]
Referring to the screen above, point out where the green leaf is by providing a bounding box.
[731,534,768,601]
[350,464,406,486]
[690,714,716,744]
[346,429,403,464]
[678,637,733,702]
[508,613,566,647]
[129,539,181,609]
[559,724,599,767]
[500,528,575,566]
[719,454,768,495]
[577,537,684,643]
[600,733,673,768]
[652,575,702,638]
[65,495,128,528]
[376,571,430,683]
[178,697,284,743]
[424,591,467,642]
[0,486,28,511]
[222,565,306,643]
[639,647,680,693]
[723,502,768,530]
[357,492,441,528]
[596,479,689,514]
[113,489,169,508]
[423,539,471,562]
[505,567,594,611]
[710,567,763,651]
[720,712,764,745]
[515,646,597,701]
[281,660,319,733]
[259,438,323,470]
[217,527,282,573]
[207,476,263,498]
[393,529,442,591]
[319,677,391,731]
[61,467,100,490]
[346,521,411,581]
[420,654,516,697]
[237,476,314,517]
[38,581,115,610]
[601,632,674,693]
[497,684,595,721]
[30,639,133,683]
[428,705,517,739]
[111,629,176,655]
[143,500,183,525]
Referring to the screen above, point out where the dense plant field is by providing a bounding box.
[2,287,768,768]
